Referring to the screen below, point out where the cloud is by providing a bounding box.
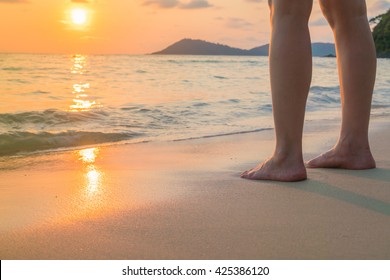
[226,17,254,29]
[180,0,212,9]
[0,0,27,3]
[370,0,390,14]
[245,0,264,2]
[142,0,212,9]
[142,0,180,8]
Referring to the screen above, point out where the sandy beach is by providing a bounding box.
[0,116,389,260]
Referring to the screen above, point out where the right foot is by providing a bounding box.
[241,156,307,182]
[306,146,376,170]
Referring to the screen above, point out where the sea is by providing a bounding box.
[1,54,389,157]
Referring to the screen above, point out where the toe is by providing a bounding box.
[306,156,322,168]
[241,167,254,177]
[241,169,255,179]
[305,160,315,168]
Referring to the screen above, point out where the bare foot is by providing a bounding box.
[306,146,376,170]
[241,156,307,182]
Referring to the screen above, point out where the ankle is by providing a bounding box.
[273,149,304,164]
[336,136,372,154]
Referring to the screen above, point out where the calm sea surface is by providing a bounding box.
[0,54,389,156]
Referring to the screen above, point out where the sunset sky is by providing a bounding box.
[0,0,389,54]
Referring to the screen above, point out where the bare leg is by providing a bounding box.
[307,0,376,170]
[241,0,313,181]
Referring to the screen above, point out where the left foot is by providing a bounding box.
[241,156,307,182]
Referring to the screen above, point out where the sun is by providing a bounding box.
[71,8,88,26]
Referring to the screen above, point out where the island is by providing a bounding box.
[152,38,336,57]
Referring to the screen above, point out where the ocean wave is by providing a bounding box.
[22,90,50,95]
[219,99,240,104]
[310,85,339,93]
[0,130,139,156]
[214,75,228,79]
[2,67,23,71]
[121,106,140,111]
[191,102,210,107]
[309,93,340,105]
[0,109,109,126]
[307,85,341,109]
[167,59,223,64]
[172,128,273,142]
[166,59,259,64]
[7,79,30,84]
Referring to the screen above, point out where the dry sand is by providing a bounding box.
[0,117,389,259]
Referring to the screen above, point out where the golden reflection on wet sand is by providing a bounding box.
[78,147,104,199]
[54,146,109,224]
[79,147,98,163]
[86,168,100,194]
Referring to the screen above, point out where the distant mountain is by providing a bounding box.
[152,39,336,57]
[247,44,269,56]
[152,39,250,56]
[311,43,336,57]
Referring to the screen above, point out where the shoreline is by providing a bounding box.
[0,116,389,259]
[1,110,388,161]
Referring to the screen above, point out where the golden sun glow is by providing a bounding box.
[71,8,88,26]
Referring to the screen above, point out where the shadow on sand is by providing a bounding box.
[286,168,390,216]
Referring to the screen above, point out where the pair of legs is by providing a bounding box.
[241,0,376,182]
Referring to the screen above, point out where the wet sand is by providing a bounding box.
[0,117,389,259]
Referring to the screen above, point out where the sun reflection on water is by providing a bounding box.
[69,55,102,111]
[71,54,87,74]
